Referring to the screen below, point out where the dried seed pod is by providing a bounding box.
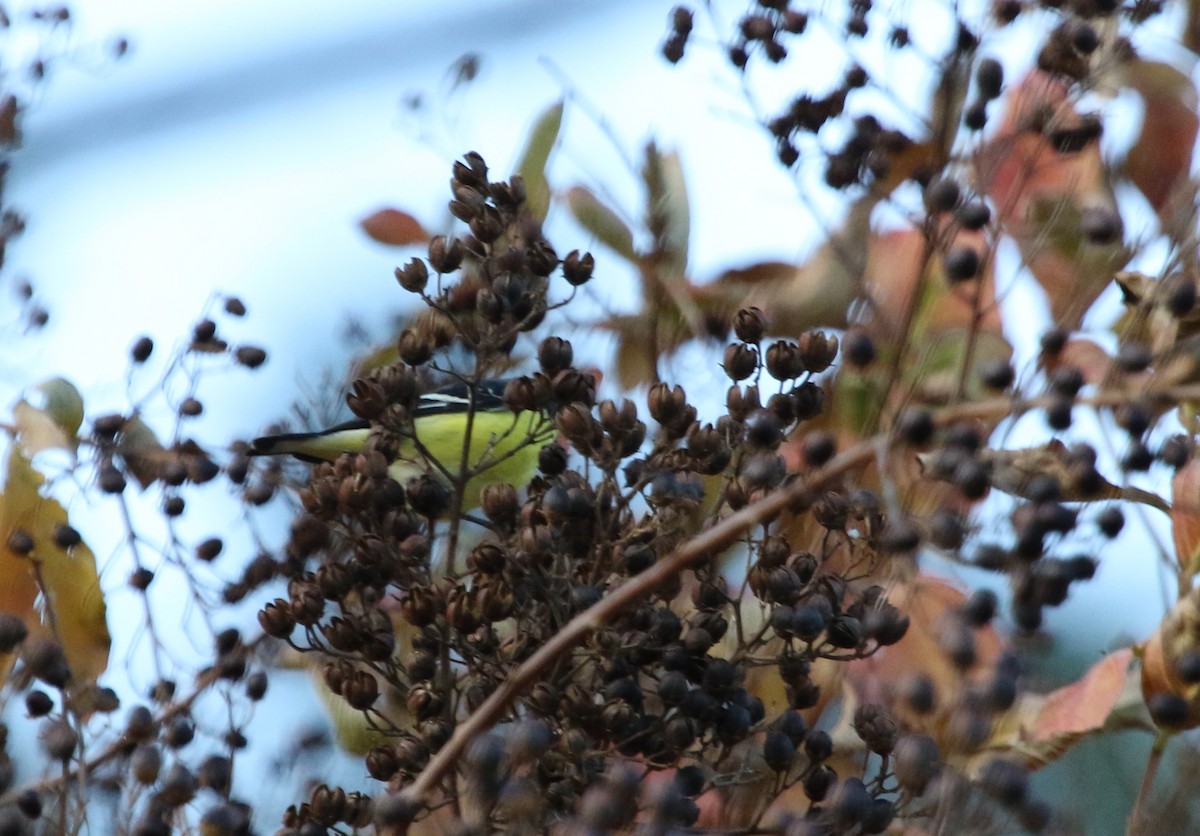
[797,330,838,371]
[723,343,758,381]
[562,249,594,286]
[394,258,429,293]
[131,336,153,363]
[733,307,767,343]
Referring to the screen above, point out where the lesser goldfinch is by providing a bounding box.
[250,379,553,510]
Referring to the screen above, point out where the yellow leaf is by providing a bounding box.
[13,401,73,457]
[0,450,42,624]
[0,448,110,685]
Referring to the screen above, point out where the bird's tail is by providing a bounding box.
[249,420,371,464]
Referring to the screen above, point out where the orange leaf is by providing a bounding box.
[866,227,1004,339]
[359,208,428,247]
[976,71,1128,327]
[1056,337,1114,386]
[1122,60,1199,217]
[984,647,1145,769]
[848,575,1005,731]
[1173,458,1200,579]
[1030,648,1135,743]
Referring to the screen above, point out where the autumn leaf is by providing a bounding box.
[985,647,1144,768]
[515,100,564,222]
[114,415,167,488]
[0,448,110,686]
[1172,458,1200,580]
[976,71,1129,328]
[1119,60,1199,218]
[1056,337,1115,386]
[848,575,1005,738]
[642,143,689,281]
[12,377,84,457]
[565,185,636,262]
[1030,648,1138,745]
[359,208,429,246]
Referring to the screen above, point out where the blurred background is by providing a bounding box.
[1,0,1191,830]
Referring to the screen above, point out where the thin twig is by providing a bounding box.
[1129,732,1169,835]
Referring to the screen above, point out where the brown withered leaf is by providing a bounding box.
[1055,337,1115,386]
[1120,60,1199,218]
[1114,270,1200,355]
[976,71,1128,328]
[697,251,854,340]
[604,310,691,388]
[848,575,1005,735]
[600,180,877,386]
[114,415,167,488]
[703,195,877,338]
[359,208,429,247]
[1172,458,1200,580]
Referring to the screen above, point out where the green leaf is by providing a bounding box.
[12,377,84,457]
[37,378,84,437]
[565,186,636,262]
[515,100,564,222]
[642,143,690,276]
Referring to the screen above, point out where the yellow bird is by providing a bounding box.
[250,379,554,510]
